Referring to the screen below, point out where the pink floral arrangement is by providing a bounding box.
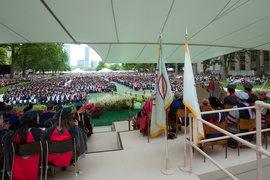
[90,106,101,113]
[259,91,267,101]
[42,109,47,114]
[84,103,94,110]
[15,110,24,117]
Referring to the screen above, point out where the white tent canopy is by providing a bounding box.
[98,68,112,72]
[1,1,270,64]
[70,68,86,73]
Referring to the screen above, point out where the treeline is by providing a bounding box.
[0,43,70,78]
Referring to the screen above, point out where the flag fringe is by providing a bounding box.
[182,100,205,146]
[164,98,173,111]
[150,123,166,137]
[182,100,198,117]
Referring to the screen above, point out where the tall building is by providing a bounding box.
[77,60,85,67]
[91,60,97,68]
[64,45,71,66]
[85,46,89,67]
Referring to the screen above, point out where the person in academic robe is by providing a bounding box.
[3,110,46,180]
[40,94,46,105]
[202,97,225,138]
[207,76,221,99]
[140,93,154,134]
[60,93,65,105]
[81,91,87,102]
[224,84,238,106]
[261,93,270,128]
[46,93,51,104]
[243,84,258,104]
[168,91,189,127]
[73,103,93,137]
[55,93,60,105]
[24,93,30,105]
[50,93,56,105]
[39,105,54,125]
[65,92,70,104]
[226,91,256,147]
[75,92,81,103]
[46,108,87,167]
[70,92,74,104]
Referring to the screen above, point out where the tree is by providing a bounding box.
[201,59,217,73]
[221,51,244,80]
[0,47,8,64]
[109,64,120,71]
[83,67,95,71]
[26,43,69,74]
[121,63,156,72]
[95,61,108,71]
[0,44,23,78]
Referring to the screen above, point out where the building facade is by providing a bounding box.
[91,60,97,68]
[196,50,270,75]
[77,60,85,67]
[64,45,71,66]
[85,46,89,67]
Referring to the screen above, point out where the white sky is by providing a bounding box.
[66,44,102,66]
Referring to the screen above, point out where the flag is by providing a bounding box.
[150,39,173,137]
[183,40,205,145]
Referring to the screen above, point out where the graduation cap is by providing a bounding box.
[46,104,53,110]
[54,105,62,111]
[55,107,72,130]
[5,105,13,111]
[208,97,223,108]
[226,84,236,90]
[43,118,57,127]
[19,110,38,124]
[55,108,72,118]
[23,105,33,113]
[243,84,253,90]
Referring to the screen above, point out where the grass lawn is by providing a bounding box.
[91,108,140,127]
[219,82,266,91]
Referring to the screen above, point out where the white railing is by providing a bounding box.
[188,101,270,180]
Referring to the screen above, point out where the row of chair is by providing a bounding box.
[1,138,78,180]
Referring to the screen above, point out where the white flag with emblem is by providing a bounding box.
[183,40,204,145]
[150,39,173,137]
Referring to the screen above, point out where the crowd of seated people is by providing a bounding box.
[0,73,57,87]
[103,72,211,92]
[0,101,89,179]
[2,74,117,106]
[227,76,264,85]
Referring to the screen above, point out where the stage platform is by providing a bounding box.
[35,121,270,180]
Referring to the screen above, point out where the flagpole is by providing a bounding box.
[160,31,174,175]
[179,29,190,172]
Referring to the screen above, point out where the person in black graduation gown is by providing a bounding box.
[46,108,87,167]
[243,84,258,104]
[3,110,46,180]
[39,104,54,125]
[202,97,225,138]
[168,91,189,126]
[224,84,238,106]
[73,103,93,137]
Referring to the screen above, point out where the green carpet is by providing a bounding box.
[91,108,140,126]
